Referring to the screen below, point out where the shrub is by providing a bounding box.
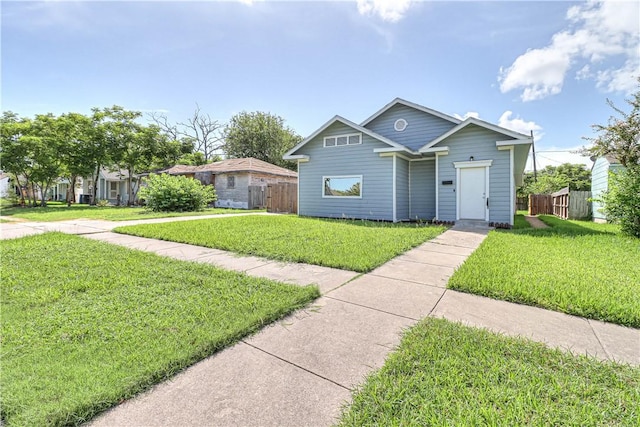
[138,173,216,212]
[601,166,640,238]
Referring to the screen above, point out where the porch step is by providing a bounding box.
[451,220,492,231]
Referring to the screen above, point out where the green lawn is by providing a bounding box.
[449,215,640,327]
[339,318,640,426]
[1,233,319,426]
[115,216,447,272]
[0,204,258,222]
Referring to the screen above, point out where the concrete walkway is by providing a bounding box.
[0,211,272,240]
[1,217,638,426]
[524,215,550,228]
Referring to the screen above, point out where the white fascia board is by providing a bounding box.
[361,98,462,127]
[419,118,530,152]
[283,115,342,157]
[378,152,414,162]
[496,139,532,147]
[420,146,449,154]
[373,147,420,155]
[283,154,310,162]
[284,115,409,158]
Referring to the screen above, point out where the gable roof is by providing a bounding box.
[284,115,415,159]
[419,117,531,152]
[101,168,129,181]
[162,164,199,175]
[360,97,461,127]
[196,157,297,178]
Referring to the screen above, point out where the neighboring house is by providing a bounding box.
[80,168,134,204]
[591,155,625,223]
[163,157,298,209]
[283,98,532,225]
[0,172,11,198]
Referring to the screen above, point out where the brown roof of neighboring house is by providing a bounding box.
[164,158,297,178]
[604,154,621,164]
[161,164,199,175]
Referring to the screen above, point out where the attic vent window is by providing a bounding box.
[394,119,408,132]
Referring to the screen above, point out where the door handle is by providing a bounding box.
[486,198,489,208]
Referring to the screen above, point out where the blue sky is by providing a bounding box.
[2,0,639,170]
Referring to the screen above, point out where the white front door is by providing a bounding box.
[459,167,486,220]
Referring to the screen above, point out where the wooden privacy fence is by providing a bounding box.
[552,187,592,220]
[267,183,297,213]
[528,194,553,216]
[568,191,592,219]
[552,187,569,219]
[529,189,592,219]
[247,185,267,209]
[516,196,529,211]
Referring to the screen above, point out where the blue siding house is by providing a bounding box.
[284,98,532,225]
[591,155,625,222]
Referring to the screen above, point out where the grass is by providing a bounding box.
[339,318,640,426]
[0,233,319,426]
[0,203,257,222]
[512,212,532,229]
[114,215,447,272]
[449,215,640,327]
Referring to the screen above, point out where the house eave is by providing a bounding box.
[418,146,449,155]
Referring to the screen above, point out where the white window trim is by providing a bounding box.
[321,175,363,199]
[323,133,362,147]
[108,181,118,199]
[394,119,408,132]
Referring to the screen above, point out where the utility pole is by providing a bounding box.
[531,130,537,182]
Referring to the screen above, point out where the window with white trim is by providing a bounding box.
[324,133,362,147]
[322,175,362,198]
[109,181,118,199]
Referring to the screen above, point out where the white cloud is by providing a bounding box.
[453,111,480,120]
[499,0,639,101]
[356,0,413,23]
[575,64,592,81]
[498,111,544,141]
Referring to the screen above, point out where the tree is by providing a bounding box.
[518,163,591,196]
[223,111,302,170]
[57,112,94,203]
[581,81,640,168]
[0,112,35,205]
[599,166,640,237]
[149,104,224,162]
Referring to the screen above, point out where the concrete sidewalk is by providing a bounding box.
[83,224,639,427]
[0,211,271,240]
